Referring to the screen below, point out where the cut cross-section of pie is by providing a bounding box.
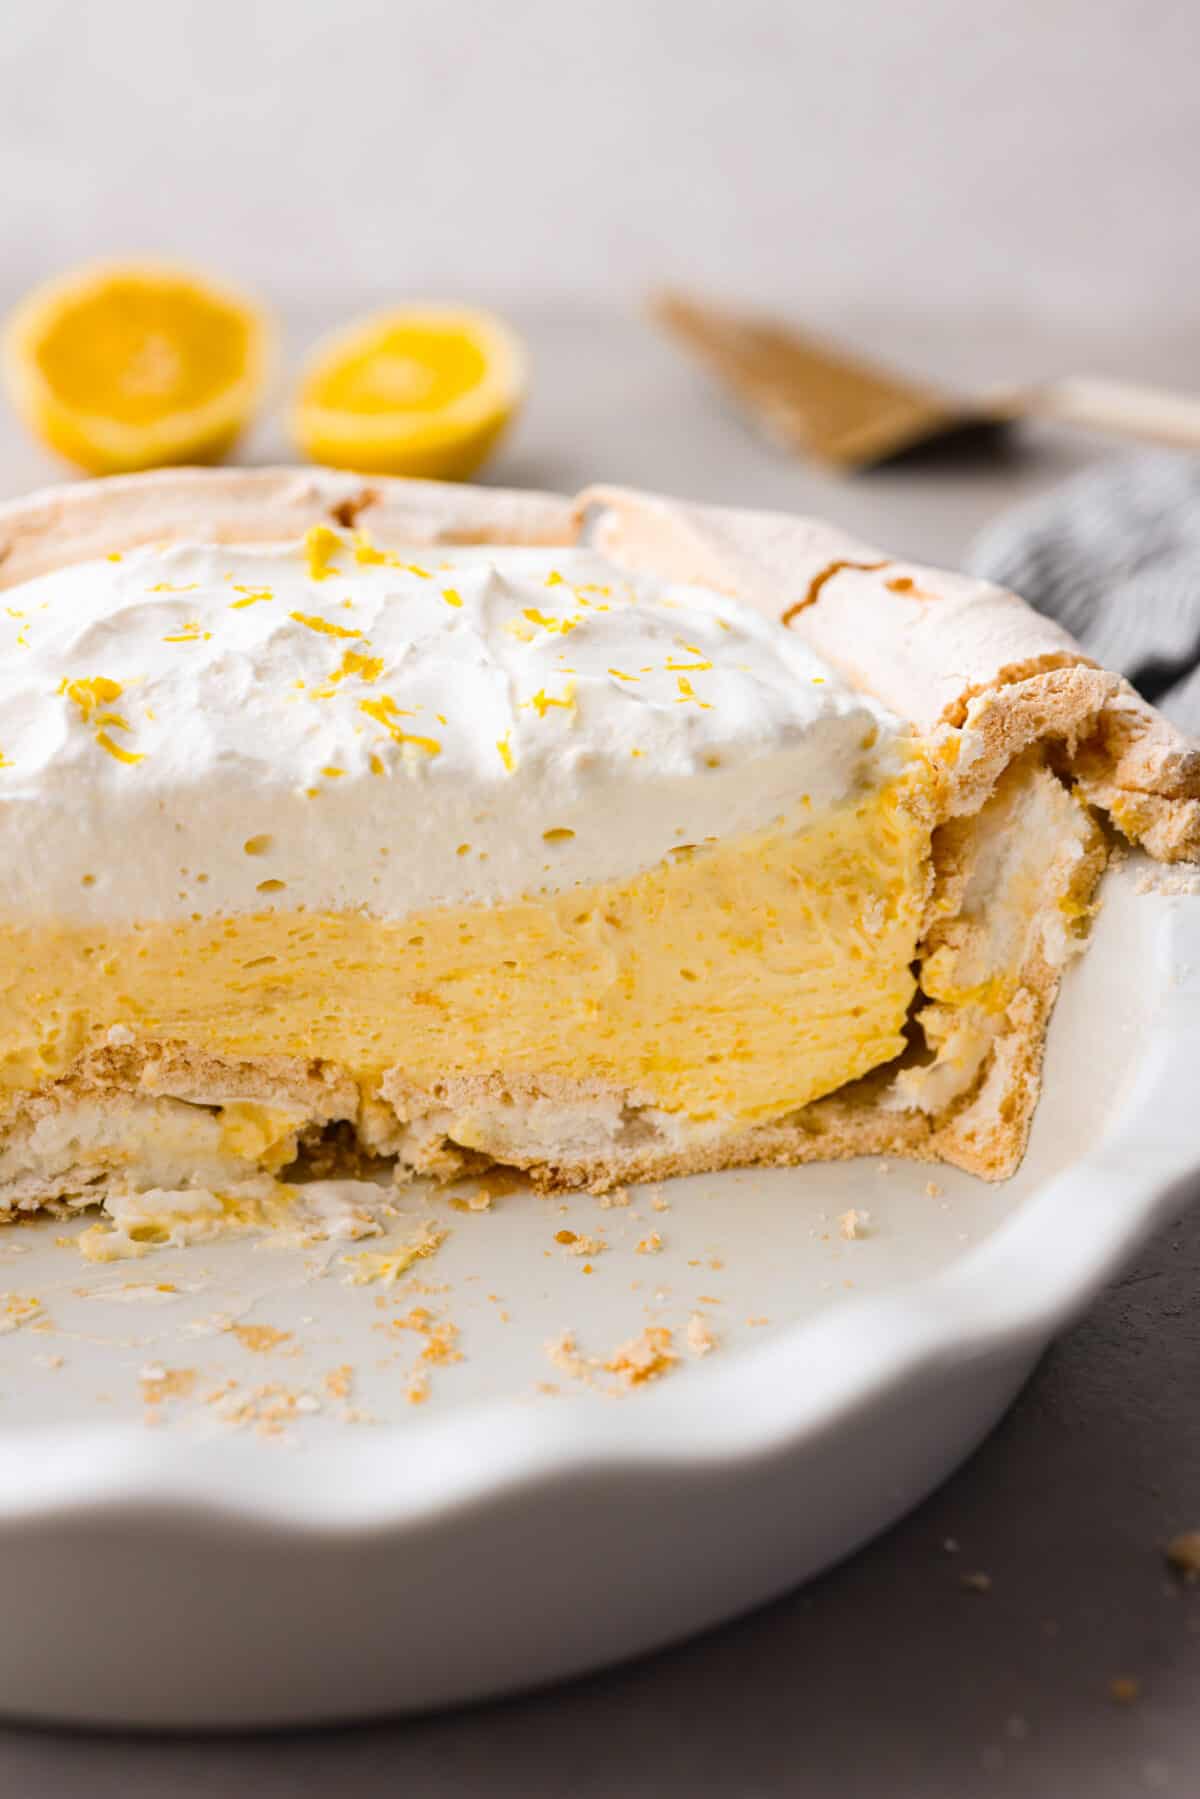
[0,468,1194,1225]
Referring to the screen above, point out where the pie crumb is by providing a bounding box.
[1135,870,1200,896]
[839,1208,871,1240]
[636,1232,664,1255]
[960,1571,992,1593]
[0,1293,43,1333]
[1165,1530,1200,1580]
[686,1313,718,1356]
[389,1306,461,1366]
[545,1329,591,1383]
[341,1223,447,1285]
[1109,1675,1141,1705]
[228,1322,292,1355]
[605,1326,677,1387]
[323,1363,354,1401]
[140,1365,196,1408]
[555,1230,606,1257]
[546,1324,679,1391]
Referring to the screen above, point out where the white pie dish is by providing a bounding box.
[0,857,1193,1730]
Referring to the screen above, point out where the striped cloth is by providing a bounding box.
[969,452,1200,735]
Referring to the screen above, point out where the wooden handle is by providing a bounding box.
[1029,376,1200,448]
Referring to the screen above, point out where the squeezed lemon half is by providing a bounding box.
[292,304,525,480]
[3,261,272,475]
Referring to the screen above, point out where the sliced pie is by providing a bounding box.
[0,468,1193,1226]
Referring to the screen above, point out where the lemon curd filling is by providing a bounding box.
[0,779,930,1132]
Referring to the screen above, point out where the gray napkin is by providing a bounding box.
[968,452,1200,735]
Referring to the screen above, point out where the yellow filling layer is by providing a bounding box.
[0,780,931,1125]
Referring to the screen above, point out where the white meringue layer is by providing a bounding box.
[0,534,904,922]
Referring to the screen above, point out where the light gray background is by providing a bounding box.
[0,1,1198,1791]
[6,0,1200,321]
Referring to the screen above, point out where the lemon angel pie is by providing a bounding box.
[0,468,1194,1227]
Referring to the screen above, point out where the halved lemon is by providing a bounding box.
[292,305,525,480]
[3,261,271,475]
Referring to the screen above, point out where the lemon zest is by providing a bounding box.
[675,676,712,710]
[522,607,578,636]
[290,612,363,640]
[352,529,431,577]
[59,675,123,722]
[330,648,383,685]
[525,682,576,718]
[96,731,144,765]
[303,525,344,580]
[359,695,441,756]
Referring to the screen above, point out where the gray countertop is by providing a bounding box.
[0,305,1196,1795]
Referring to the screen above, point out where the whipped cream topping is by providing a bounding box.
[0,529,904,921]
